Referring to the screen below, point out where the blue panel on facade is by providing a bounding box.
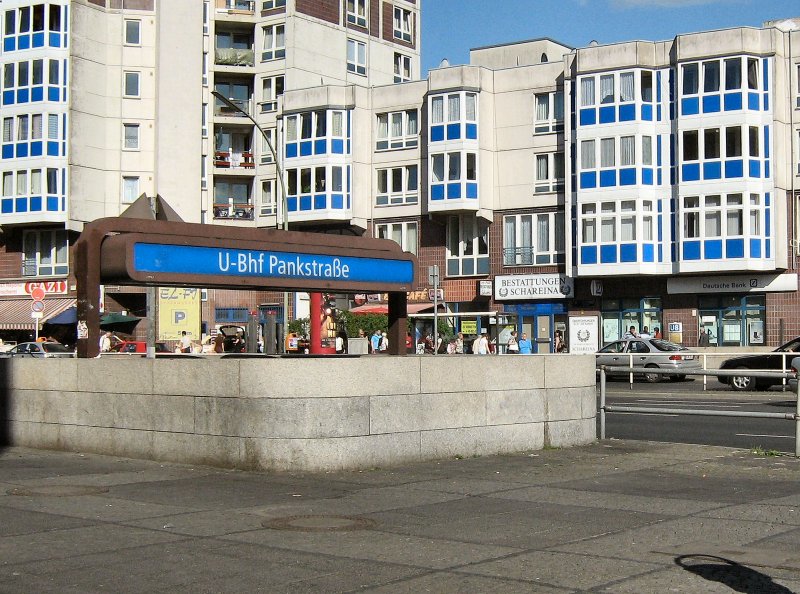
[447,183,461,199]
[331,139,344,153]
[642,168,653,185]
[702,94,720,113]
[1,198,12,213]
[642,244,654,262]
[287,197,298,211]
[657,136,662,167]
[704,239,723,259]
[765,161,770,178]
[299,196,312,211]
[17,89,29,103]
[29,196,41,211]
[30,142,42,157]
[620,244,637,262]
[30,86,44,103]
[600,245,617,264]
[446,123,460,140]
[750,238,761,258]
[766,193,770,207]
[2,145,12,159]
[16,144,28,158]
[299,141,312,156]
[579,109,596,126]
[3,38,14,52]
[314,140,326,154]
[2,90,14,105]
[619,104,635,121]
[47,141,59,156]
[681,97,699,115]
[723,92,742,111]
[313,194,326,209]
[703,161,721,180]
[763,93,769,111]
[18,35,30,50]
[466,123,477,139]
[726,238,744,258]
[682,163,700,181]
[683,241,701,260]
[724,159,743,178]
[641,104,652,121]
[33,32,44,47]
[46,196,59,211]
[763,58,769,89]
[580,172,597,189]
[767,239,771,258]
[749,160,760,178]
[431,184,445,200]
[599,170,616,187]
[49,32,60,47]
[598,106,615,124]
[430,125,444,142]
[580,245,597,264]
[331,194,343,209]
[619,168,636,185]
[657,171,662,185]
[48,87,59,101]
[15,198,28,212]
[466,183,478,198]
[748,92,759,111]
[286,143,297,158]
[764,127,769,157]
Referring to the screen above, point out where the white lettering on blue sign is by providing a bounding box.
[133,243,412,285]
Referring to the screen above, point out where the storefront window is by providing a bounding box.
[601,297,662,344]
[698,295,765,347]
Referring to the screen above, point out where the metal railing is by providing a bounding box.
[598,365,800,456]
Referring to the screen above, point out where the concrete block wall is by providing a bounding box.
[1,355,596,471]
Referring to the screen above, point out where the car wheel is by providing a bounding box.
[644,364,661,383]
[730,367,756,391]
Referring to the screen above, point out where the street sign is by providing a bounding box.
[428,265,439,285]
[31,300,45,312]
[428,288,444,301]
[30,286,46,301]
[31,311,43,319]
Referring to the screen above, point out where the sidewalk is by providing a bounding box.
[2,440,800,593]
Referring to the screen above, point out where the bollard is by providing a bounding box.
[600,367,606,440]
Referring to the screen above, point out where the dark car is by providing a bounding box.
[0,341,75,358]
[596,338,700,382]
[110,341,171,354]
[717,336,800,391]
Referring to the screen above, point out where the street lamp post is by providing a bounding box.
[210,90,290,344]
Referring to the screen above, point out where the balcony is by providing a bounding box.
[214,47,254,67]
[213,201,254,220]
[214,151,255,169]
[215,0,255,14]
[214,98,253,118]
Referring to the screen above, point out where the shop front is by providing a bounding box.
[495,273,572,353]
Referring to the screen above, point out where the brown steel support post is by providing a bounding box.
[75,229,102,358]
[387,291,407,356]
[309,292,323,355]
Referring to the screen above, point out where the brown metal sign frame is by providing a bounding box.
[75,217,415,358]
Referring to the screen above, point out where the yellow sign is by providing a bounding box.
[158,287,201,341]
[461,320,477,335]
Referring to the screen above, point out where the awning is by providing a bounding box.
[349,303,446,315]
[0,298,76,330]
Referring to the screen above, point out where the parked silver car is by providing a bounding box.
[0,342,75,358]
[596,338,701,382]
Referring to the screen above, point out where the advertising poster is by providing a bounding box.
[569,316,599,354]
[158,287,201,341]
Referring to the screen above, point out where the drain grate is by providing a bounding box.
[263,515,376,532]
[7,485,110,497]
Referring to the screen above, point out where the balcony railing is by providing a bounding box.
[214,151,255,169]
[214,98,252,117]
[503,247,535,266]
[213,202,254,220]
[216,0,255,14]
[214,48,255,67]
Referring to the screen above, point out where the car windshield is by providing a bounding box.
[41,343,73,353]
[648,339,686,352]
[598,342,625,353]
[777,338,800,353]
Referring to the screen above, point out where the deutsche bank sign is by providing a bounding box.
[133,243,414,285]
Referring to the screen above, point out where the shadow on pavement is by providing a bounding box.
[675,554,793,594]
[0,358,8,450]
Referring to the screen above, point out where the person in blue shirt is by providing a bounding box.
[518,332,532,354]
[370,330,382,354]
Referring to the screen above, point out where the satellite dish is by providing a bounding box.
[439,58,450,68]
[589,40,599,47]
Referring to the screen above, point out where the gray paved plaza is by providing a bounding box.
[2,441,800,592]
